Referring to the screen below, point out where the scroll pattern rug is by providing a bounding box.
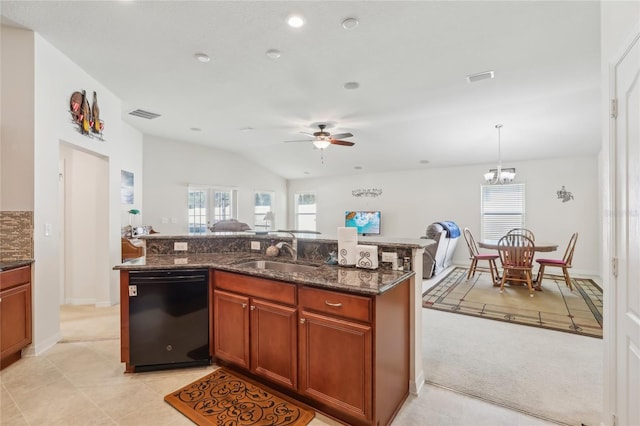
[165,367,315,426]
[423,267,603,338]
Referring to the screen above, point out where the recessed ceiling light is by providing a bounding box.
[342,17,359,29]
[240,126,254,132]
[344,81,360,90]
[419,160,430,165]
[266,49,281,59]
[287,14,305,28]
[354,166,363,170]
[194,53,210,63]
[303,171,311,175]
[190,127,202,131]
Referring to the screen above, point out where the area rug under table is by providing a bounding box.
[165,367,315,426]
[423,267,603,338]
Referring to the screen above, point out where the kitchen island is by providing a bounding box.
[115,233,430,426]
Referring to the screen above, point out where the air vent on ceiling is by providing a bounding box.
[128,109,161,119]
[466,70,495,83]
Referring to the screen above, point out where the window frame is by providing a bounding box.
[188,185,238,234]
[294,191,317,231]
[254,190,274,230]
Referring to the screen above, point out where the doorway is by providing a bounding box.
[58,143,110,305]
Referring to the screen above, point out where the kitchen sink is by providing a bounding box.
[235,260,319,274]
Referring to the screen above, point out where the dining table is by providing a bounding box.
[478,239,559,290]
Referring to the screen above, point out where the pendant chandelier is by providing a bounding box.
[484,124,516,184]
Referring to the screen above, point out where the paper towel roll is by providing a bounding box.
[356,244,378,269]
[338,227,358,266]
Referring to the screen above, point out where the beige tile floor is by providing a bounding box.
[0,304,557,426]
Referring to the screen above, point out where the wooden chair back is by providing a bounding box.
[506,228,535,242]
[463,228,479,258]
[498,234,535,270]
[563,232,579,267]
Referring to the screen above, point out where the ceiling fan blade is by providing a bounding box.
[330,132,353,140]
[284,139,313,143]
[330,139,355,146]
[300,131,315,137]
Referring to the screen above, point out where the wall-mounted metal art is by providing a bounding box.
[69,90,104,140]
[352,188,383,197]
[556,186,574,202]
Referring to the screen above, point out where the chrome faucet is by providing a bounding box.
[274,230,321,262]
[276,241,297,261]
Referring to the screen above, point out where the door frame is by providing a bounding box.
[605,20,640,426]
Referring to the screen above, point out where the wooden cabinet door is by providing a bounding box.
[250,298,297,389]
[299,310,372,422]
[213,289,249,369]
[0,283,32,359]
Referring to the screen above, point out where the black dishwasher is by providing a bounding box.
[128,269,210,371]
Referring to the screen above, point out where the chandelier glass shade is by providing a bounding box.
[484,124,516,184]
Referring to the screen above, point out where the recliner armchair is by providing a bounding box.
[421,221,460,279]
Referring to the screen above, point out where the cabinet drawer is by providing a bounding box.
[0,266,31,291]
[299,286,372,323]
[213,270,296,306]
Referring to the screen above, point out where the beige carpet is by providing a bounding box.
[423,267,603,338]
[423,307,603,426]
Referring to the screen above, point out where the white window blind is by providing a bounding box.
[481,183,525,240]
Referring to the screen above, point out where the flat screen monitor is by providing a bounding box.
[345,211,381,236]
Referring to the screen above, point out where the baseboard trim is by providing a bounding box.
[22,331,62,357]
[409,370,425,395]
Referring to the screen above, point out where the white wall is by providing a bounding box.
[1,26,34,210]
[142,135,287,234]
[1,29,145,355]
[288,155,599,276]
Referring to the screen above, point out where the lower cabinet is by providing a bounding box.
[212,270,410,426]
[213,271,298,389]
[298,309,372,421]
[0,265,32,370]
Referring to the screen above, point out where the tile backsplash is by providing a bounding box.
[0,211,34,260]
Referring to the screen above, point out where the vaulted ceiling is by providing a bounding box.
[1,1,601,179]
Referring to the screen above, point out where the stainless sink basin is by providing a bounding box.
[236,260,319,274]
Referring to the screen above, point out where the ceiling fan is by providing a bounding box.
[284,124,355,150]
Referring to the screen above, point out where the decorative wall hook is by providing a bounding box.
[556,186,574,202]
[352,188,383,198]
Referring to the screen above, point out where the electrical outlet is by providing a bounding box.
[128,285,137,297]
[161,217,168,224]
[251,241,261,251]
[382,252,397,263]
[174,242,188,251]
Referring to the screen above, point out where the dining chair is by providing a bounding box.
[463,228,499,284]
[497,234,536,297]
[506,228,535,242]
[535,232,578,291]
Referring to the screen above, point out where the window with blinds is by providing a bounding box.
[481,183,525,240]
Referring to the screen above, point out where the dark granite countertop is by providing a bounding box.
[0,259,34,271]
[114,253,414,296]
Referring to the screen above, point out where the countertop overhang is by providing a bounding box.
[114,253,414,296]
[0,259,34,271]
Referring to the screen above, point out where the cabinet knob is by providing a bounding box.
[300,318,306,324]
[250,305,255,310]
[325,301,343,307]
[242,303,247,308]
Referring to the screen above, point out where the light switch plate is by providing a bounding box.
[382,252,397,263]
[251,241,261,250]
[128,285,137,297]
[174,242,188,251]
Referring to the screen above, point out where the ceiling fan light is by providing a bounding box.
[313,139,331,150]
